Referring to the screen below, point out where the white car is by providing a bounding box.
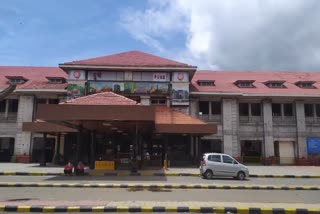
[200,153,249,180]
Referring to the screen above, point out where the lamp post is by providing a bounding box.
[131,122,138,173]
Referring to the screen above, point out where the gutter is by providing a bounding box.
[190,91,320,98]
[0,89,67,93]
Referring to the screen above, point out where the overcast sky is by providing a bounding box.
[1,0,319,71]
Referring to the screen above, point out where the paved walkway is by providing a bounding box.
[0,163,319,176]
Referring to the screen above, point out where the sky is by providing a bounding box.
[0,0,320,71]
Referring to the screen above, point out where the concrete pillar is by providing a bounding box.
[295,101,306,158]
[190,99,199,118]
[60,134,65,156]
[15,96,34,156]
[190,136,194,157]
[222,98,239,156]
[263,100,274,157]
[195,136,199,158]
[208,101,212,120]
[40,133,47,166]
[4,99,8,118]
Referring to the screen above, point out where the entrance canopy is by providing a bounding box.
[23,92,216,135]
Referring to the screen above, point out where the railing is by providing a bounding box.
[239,116,262,123]
[272,116,296,124]
[199,114,222,122]
[0,113,17,122]
[305,117,320,124]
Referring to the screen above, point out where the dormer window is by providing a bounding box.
[295,81,316,89]
[197,80,215,86]
[46,77,66,84]
[264,80,286,88]
[5,76,28,85]
[234,80,255,88]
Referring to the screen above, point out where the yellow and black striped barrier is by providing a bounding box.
[0,171,320,178]
[0,205,319,213]
[0,182,319,190]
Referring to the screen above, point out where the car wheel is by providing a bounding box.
[237,171,246,180]
[204,170,213,179]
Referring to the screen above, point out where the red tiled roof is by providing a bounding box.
[0,66,67,90]
[63,91,139,105]
[191,70,320,96]
[62,50,194,68]
[155,106,205,125]
[155,106,216,134]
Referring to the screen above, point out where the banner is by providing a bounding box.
[88,81,169,94]
[307,138,320,155]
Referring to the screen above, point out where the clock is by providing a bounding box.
[73,71,81,79]
[177,72,184,81]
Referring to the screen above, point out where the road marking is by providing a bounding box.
[0,182,319,191]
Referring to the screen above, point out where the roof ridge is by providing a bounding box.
[63,91,139,105]
[61,50,194,68]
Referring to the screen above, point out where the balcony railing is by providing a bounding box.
[239,116,262,123]
[272,116,296,124]
[0,112,18,122]
[305,117,320,124]
[199,114,222,122]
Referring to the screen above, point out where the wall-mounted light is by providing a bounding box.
[111,127,118,130]
[102,122,111,126]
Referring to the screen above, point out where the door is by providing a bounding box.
[207,154,224,176]
[279,141,295,165]
[221,155,238,176]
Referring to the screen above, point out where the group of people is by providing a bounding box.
[64,161,85,175]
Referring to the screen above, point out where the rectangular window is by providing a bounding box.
[199,101,209,114]
[8,99,18,113]
[116,72,124,81]
[151,99,166,105]
[304,104,314,117]
[0,100,6,112]
[272,103,281,116]
[222,155,234,164]
[208,155,221,162]
[251,103,261,116]
[316,104,320,117]
[133,72,142,81]
[239,103,249,116]
[211,101,221,115]
[48,99,59,104]
[283,104,293,116]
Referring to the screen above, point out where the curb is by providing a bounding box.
[0,171,320,178]
[0,183,319,190]
[0,205,319,213]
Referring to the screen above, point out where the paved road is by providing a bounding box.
[0,188,319,204]
[1,175,319,212]
[0,175,319,186]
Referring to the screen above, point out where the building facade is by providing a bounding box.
[191,71,320,165]
[1,51,320,165]
[0,66,67,163]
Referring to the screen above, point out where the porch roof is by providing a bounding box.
[23,93,216,135]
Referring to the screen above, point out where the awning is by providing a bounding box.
[22,121,77,133]
[23,92,216,135]
[154,106,216,134]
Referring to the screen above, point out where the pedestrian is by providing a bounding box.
[64,161,74,175]
[75,161,85,175]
